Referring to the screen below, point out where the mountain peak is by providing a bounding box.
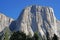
[16,5,58,38]
[0,5,60,40]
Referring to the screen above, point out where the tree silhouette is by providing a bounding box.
[10,31,42,40]
[52,34,58,40]
[9,31,26,40]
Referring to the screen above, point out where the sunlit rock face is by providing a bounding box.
[16,5,59,38]
[0,13,14,32]
[0,5,60,40]
[56,20,60,37]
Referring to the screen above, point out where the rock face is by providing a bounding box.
[0,13,14,32]
[16,5,59,39]
[56,20,60,37]
[0,5,60,40]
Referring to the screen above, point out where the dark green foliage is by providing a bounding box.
[26,36,33,40]
[4,31,9,40]
[3,27,11,40]
[10,31,41,40]
[34,32,39,40]
[9,31,26,40]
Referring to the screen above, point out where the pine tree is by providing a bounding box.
[4,30,9,40]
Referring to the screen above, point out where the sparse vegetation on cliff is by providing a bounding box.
[9,31,41,40]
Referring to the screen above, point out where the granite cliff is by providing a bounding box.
[16,5,59,39]
[0,13,13,32]
[0,5,60,40]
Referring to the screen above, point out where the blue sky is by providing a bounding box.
[0,0,60,20]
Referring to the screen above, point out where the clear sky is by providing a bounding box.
[0,0,60,20]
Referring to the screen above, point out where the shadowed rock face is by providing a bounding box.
[0,5,60,40]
